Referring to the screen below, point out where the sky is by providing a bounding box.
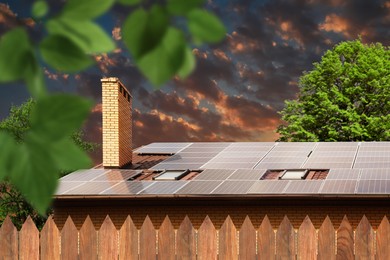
[0,0,389,162]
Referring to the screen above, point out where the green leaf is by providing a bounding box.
[0,132,18,180]
[30,94,92,141]
[123,6,169,60]
[167,0,205,15]
[39,35,93,72]
[117,0,141,6]
[177,47,196,79]
[24,52,47,99]
[46,18,115,54]
[50,138,92,171]
[0,28,32,82]
[137,27,186,86]
[62,0,114,20]
[32,1,49,19]
[188,9,226,44]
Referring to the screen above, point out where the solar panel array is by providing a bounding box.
[57,142,390,196]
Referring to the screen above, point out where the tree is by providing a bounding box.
[0,0,226,214]
[0,99,97,228]
[277,39,390,142]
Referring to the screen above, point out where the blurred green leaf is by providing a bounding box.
[62,0,114,20]
[50,138,92,171]
[177,47,195,79]
[117,0,140,6]
[123,6,169,60]
[24,52,47,99]
[167,0,205,15]
[39,35,93,72]
[32,1,49,19]
[188,9,226,44]
[30,94,92,141]
[46,18,115,54]
[0,132,18,180]
[138,27,186,85]
[0,28,31,82]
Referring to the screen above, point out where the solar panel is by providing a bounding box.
[326,169,361,180]
[261,157,307,163]
[276,142,316,147]
[175,180,223,194]
[356,151,390,157]
[284,180,323,193]
[304,162,353,168]
[93,170,141,181]
[304,157,354,168]
[213,152,268,158]
[229,142,275,147]
[247,180,290,194]
[221,146,272,152]
[254,162,305,169]
[64,181,122,195]
[360,168,390,180]
[206,157,260,163]
[188,142,230,148]
[357,147,390,152]
[228,169,267,180]
[55,181,85,195]
[211,181,255,194]
[162,157,212,164]
[60,169,108,181]
[266,151,310,157]
[135,147,185,154]
[140,142,192,148]
[139,181,188,194]
[194,169,235,180]
[320,180,357,194]
[355,157,390,163]
[310,151,357,157]
[179,147,226,153]
[313,146,358,152]
[173,152,219,158]
[200,162,256,169]
[101,181,154,195]
[356,180,390,194]
[360,142,390,147]
[353,162,390,169]
[150,163,204,170]
[316,142,358,147]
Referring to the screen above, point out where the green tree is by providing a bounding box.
[0,0,226,214]
[277,39,390,141]
[0,99,97,228]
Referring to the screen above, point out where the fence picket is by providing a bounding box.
[79,216,97,260]
[197,216,217,260]
[158,216,175,260]
[119,216,138,260]
[176,216,196,260]
[298,216,316,260]
[61,216,78,260]
[355,215,374,260]
[140,215,156,259]
[376,216,390,260]
[0,216,18,259]
[336,216,354,260]
[276,216,295,260]
[19,216,39,260]
[239,216,256,260]
[40,216,60,260]
[258,215,275,259]
[219,215,238,259]
[318,216,335,260]
[98,216,118,260]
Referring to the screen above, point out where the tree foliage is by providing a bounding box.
[0,99,97,228]
[277,39,390,141]
[0,0,226,214]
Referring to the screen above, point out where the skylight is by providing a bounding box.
[153,170,190,181]
[279,169,308,180]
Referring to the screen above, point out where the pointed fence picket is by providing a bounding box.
[2,214,390,258]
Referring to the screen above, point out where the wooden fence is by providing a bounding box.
[1,214,390,259]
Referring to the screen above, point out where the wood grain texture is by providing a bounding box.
[258,215,275,260]
[158,216,175,260]
[276,216,295,260]
[239,216,256,260]
[197,216,217,260]
[40,216,60,260]
[336,216,354,260]
[98,216,118,260]
[355,215,374,260]
[140,215,156,260]
[376,216,390,260]
[19,216,39,260]
[297,216,316,260]
[79,216,97,260]
[318,216,335,260]
[176,216,196,260]
[61,216,78,260]
[0,216,18,260]
[219,215,237,259]
[119,216,138,260]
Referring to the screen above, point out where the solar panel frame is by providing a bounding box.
[55,181,86,195]
[200,162,257,169]
[254,162,305,169]
[284,180,323,194]
[194,169,235,180]
[211,180,255,194]
[353,162,390,169]
[359,168,390,180]
[213,152,268,158]
[139,181,188,194]
[320,180,357,194]
[64,181,123,195]
[326,169,361,180]
[356,180,390,194]
[175,180,223,194]
[93,170,141,181]
[150,163,205,170]
[60,169,108,181]
[247,180,290,194]
[101,181,155,195]
[228,169,267,180]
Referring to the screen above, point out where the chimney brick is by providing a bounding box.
[101,77,132,168]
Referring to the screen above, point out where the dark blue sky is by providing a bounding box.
[0,0,389,161]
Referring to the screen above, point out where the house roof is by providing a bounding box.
[55,142,390,198]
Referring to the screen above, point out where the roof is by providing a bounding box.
[55,142,390,198]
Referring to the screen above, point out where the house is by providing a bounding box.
[53,77,390,230]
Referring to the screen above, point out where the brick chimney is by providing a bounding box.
[101,77,132,168]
